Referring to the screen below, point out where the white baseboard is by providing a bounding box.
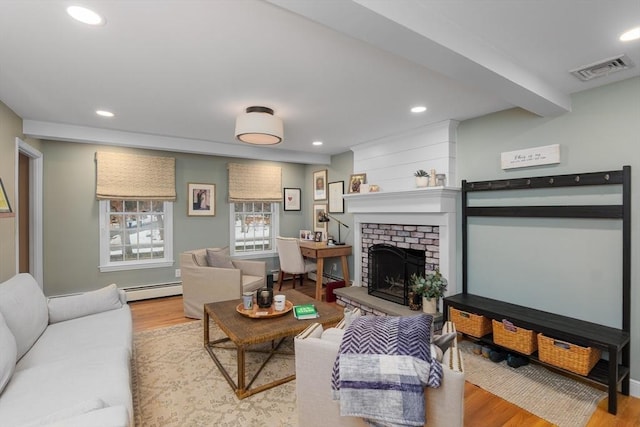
[124,283,182,301]
[630,378,640,398]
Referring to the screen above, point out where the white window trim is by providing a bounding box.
[229,202,279,257]
[99,200,174,272]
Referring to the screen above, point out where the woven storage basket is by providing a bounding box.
[537,334,601,376]
[491,319,538,355]
[449,307,491,338]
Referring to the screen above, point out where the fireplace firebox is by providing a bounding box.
[368,244,426,305]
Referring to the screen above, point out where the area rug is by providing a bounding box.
[459,340,607,427]
[132,321,297,427]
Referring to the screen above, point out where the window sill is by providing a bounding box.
[99,260,174,273]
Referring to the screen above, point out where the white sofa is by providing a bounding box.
[0,273,133,427]
[295,319,465,427]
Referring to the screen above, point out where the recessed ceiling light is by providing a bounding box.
[411,106,427,113]
[96,110,114,117]
[312,141,323,146]
[620,27,640,42]
[67,6,105,26]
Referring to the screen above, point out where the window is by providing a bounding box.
[230,202,279,256]
[99,200,173,271]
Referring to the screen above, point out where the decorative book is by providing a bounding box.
[293,304,319,320]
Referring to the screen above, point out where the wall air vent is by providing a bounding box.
[569,55,633,81]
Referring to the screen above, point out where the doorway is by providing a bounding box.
[16,138,43,288]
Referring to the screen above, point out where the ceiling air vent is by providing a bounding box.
[569,55,634,81]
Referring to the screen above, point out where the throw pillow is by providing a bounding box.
[206,247,235,269]
[48,284,123,324]
[0,273,48,359]
[430,343,444,362]
[431,332,457,354]
[0,311,17,394]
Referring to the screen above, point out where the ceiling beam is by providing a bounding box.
[23,121,331,165]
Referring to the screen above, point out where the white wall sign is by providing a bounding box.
[501,144,560,169]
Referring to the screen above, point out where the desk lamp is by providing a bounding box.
[318,211,349,245]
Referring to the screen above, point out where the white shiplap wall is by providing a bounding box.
[350,120,459,191]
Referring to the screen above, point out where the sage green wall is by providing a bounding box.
[456,77,640,383]
[0,101,20,281]
[303,151,355,279]
[41,141,307,296]
[0,101,42,282]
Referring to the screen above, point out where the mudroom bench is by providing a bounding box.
[450,166,632,415]
[443,293,630,414]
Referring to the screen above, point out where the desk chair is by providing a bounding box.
[276,237,317,291]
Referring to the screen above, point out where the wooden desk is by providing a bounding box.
[298,240,352,300]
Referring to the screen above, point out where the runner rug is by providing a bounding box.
[458,339,607,427]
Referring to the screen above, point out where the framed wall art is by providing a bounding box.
[0,178,12,214]
[328,181,344,213]
[348,173,367,193]
[188,183,215,216]
[313,203,327,234]
[313,169,328,201]
[283,187,301,211]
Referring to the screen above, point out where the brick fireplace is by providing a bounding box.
[363,225,439,305]
[343,187,459,305]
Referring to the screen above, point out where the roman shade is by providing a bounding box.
[228,163,282,203]
[95,152,176,201]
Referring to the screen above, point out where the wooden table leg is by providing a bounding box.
[340,255,350,285]
[315,258,324,300]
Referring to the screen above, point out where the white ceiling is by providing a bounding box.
[1,0,638,164]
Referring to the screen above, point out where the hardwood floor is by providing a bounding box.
[129,279,640,426]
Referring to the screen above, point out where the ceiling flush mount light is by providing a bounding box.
[96,110,114,117]
[312,141,323,146]
[67,6,105,25]
[411,106,427,113]
[235,106,283,145]
[620,27,640,42]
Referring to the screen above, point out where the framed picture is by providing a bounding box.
[188,183,215,216]
[314,231,323,242]
[348,173,367,193]
[283,188,301,211]
[313,203,327,233]
[313,169,328,201]
[299,229,313,240]
[328,181,344,213]
[0,178,12,213]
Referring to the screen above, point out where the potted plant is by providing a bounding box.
[410,269,447,314]
[414,169,429,187]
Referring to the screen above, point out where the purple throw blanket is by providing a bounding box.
[331,314,443,426]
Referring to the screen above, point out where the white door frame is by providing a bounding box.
[15,138,43,288]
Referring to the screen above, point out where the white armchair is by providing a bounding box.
[180,248,266,319]
[294,320,465,427]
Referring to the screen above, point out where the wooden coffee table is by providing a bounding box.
[203,289,342,399]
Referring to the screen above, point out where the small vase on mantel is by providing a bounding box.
[422,296,437,314]
[414,169,429,188]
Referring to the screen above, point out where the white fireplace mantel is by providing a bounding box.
[343,187,459,214]
[345,186,460,301]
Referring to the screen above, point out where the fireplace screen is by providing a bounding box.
[368,244,426,305]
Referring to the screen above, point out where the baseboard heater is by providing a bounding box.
[307,272,346,284]
[124,282,183,302]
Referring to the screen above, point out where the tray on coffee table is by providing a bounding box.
[236,300,293,318]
